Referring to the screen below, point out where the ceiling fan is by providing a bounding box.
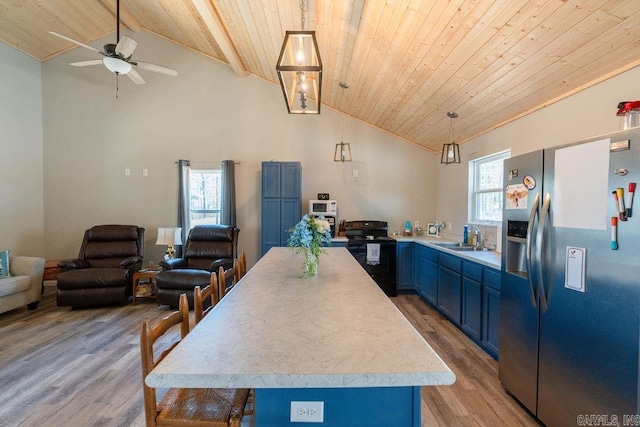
[48,0,177,85]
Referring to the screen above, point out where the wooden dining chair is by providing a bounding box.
[239,250,247,277]
[194,272,219,325]
[218,266,238,301]
[233,259,242,283]
[140,293,251,426]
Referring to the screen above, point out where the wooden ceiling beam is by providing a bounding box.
[190,0,248,77]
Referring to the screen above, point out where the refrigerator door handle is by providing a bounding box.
[525,192,540,308]
[536,192,551,312]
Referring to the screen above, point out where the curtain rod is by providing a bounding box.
[174,161,241,165]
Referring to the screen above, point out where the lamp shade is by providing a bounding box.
[156,227,182,246]
[276,30,323,114]
[103,57,132,75]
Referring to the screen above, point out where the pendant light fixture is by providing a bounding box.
[441,111,461,165]
[276,0,323,114]
[334,82,352,162]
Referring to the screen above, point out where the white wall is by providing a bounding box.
[0,42,44,256]
[42,31,437,266]
[435,65,640,244]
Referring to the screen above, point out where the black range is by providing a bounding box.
[344,220,397,297]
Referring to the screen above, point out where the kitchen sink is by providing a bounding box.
[433,242,481,251]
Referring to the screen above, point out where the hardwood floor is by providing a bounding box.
[392,294,539,426]
[0,286,538,426]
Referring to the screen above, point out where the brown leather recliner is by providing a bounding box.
[156,225,239,307]
[56,225,145,308]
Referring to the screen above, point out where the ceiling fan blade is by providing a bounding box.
[135,61,178,76]
[70,60,104,67]
[116,36,137,58]
[126,68,145,85]
[49,31,99,52]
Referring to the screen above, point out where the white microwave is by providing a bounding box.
[309,200,337,216]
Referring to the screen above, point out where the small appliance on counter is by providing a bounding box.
[403,220,412,236]
[309,199,337,237]
[344,220,397,296]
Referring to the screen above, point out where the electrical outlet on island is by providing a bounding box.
[290,401,324,423]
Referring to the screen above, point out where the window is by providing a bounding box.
[189,167,222,227]
[469,150,510,225]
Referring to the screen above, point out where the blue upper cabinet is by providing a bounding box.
[261,162,302,257]
[280,163,301,198]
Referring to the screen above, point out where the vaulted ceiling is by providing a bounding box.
[3,0,640,153]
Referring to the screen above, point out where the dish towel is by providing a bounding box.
[366,243,381,266]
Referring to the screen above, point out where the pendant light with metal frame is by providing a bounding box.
[441,112,461,164]
[334,82,352,162]
[276,0,323,114]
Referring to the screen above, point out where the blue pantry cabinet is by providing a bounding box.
[261,162,302,256]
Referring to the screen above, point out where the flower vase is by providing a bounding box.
[303,250,319,277]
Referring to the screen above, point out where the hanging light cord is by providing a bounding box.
[300,0,307,31]
[449,116,454,144]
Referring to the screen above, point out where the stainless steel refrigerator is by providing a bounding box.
[499,127,640,427]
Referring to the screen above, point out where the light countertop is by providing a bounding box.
[334,234,501,269]
[146,247,456,389]
[394,235,501,269]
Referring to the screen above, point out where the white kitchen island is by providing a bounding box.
[146,247,455,426]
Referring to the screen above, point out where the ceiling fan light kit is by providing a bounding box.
[48,0,177,87]
[103,57,131,75]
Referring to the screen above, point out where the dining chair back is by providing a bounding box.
[233,259,242,283]
[238,250,247,278]
[194,273,219,325]
[218,266,237,301]
[140,293,250,426]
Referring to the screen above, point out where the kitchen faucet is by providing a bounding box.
[471,225,482,248]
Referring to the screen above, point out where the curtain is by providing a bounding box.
[221,160,237,227]
[176,159,190,256]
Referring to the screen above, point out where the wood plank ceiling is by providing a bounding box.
[2,0,640,153]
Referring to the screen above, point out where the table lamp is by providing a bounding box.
[156,227,182,259]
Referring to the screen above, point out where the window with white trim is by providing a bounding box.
[468,150,510,225]
[189,167,222,228]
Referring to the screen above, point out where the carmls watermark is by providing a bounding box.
[576,415,640,426]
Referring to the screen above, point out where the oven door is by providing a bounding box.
[348,242,397,296]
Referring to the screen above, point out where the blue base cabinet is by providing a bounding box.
[462,261,483,341]
[255,386,421,426]
[397,243,415,291]
[261,162,301,256]
[409,243,501,359]
[437,253,462,325]
[482,268,501,359]
[415,245,438,306]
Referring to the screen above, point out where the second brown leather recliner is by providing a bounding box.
[156,225,239,307]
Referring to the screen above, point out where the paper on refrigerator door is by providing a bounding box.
[553,139,609,230]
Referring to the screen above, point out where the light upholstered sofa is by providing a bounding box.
[0,255,46,315]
